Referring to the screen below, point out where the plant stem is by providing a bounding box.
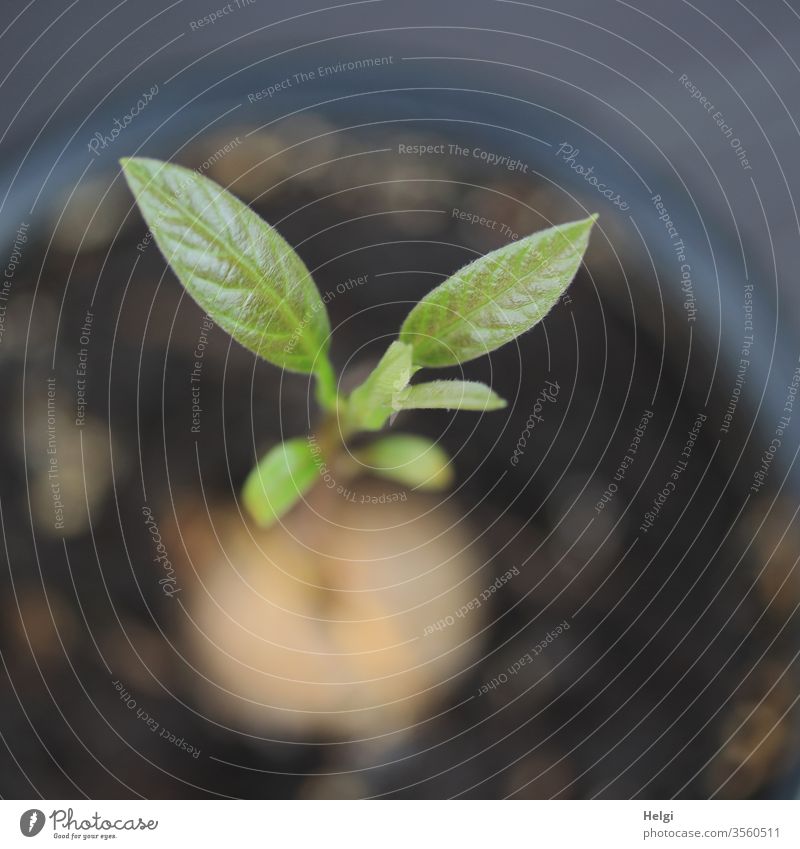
[314,356,339,412]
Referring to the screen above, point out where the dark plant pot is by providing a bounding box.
[2,43,798,799]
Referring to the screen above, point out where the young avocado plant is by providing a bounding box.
[121,157,596,527]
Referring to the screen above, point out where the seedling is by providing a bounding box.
[121,157,596,526]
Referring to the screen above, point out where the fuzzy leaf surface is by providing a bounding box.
[345,341,415,431]
[121,157,330,374]
[399,216,596,367]
[242,438,319,526]
[395,380,507,411]
[356,434,453,491]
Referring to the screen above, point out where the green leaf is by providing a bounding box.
[120,157,331,375]
[356,434,453,491]
[242,437,319,527]
[399,215,597,367]
[344,341,415,431]
[395,380,507,411]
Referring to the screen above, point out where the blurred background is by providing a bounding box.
[1,0,800,798]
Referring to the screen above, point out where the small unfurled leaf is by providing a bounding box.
[242,437,319,526]
[399,215,597,367]
[120,157,331,375]
[356,434,453,491]
[395,380,507,412]
[344,341,415,431]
